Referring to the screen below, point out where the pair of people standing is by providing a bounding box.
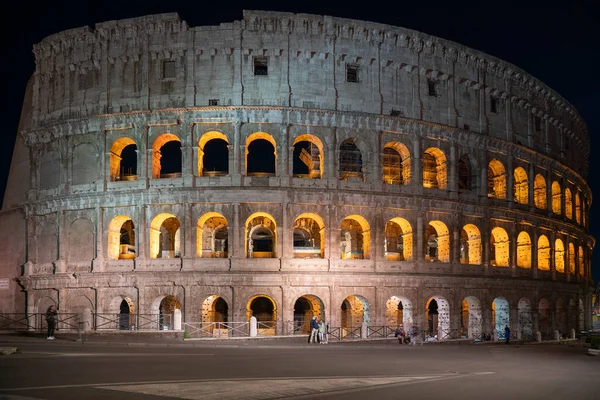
[308,316,328,344]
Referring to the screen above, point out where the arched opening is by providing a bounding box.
[423,147,447,189]
[490,227,509,267]
[152,133,182,179]
[534,174,547,209]
[149,213,181,259]
[382,142,410,185]
[538,298,551,339]
[425,296,450,338]
[339,139,363,180]
[425,220,450,263]
[159,295,181,330]
[246,133,276,176]
[199,132,229,176]
[118,297,135,330]
[340,215,370,259]
[518,298,533,340]
[110,138,138,181]
[385,218,413,261]
[492,297,510,340]
[575,193,582,224]
[516,231,532,269]
[197,212,228,258]
[513,167,529,205]
[556,298,567,336]
[538,235,551,270]
[457,154,474,191]
[462,296,482,339]
[292,135,324,179]
[245,213,277,258]
[385,296,413,328]
[341,295,369,337]
[568,243,576,274]
[247,295,276,334]
[460,224,482,265]
[551,181,562,214]
[488,159,507,199]
[108,216,136,260]
[293,213,324,259]
[565,188,573,219]
[201,295,229,323]
[555,239,565,273]
[293,295,324,333]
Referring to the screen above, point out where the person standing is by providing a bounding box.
[318,319,328,344]
[46,305,57,340]
[504,325,511,344]
[308,316,319,344]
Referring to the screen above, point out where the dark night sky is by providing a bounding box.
[1,0,598,283]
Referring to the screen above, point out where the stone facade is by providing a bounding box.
[0,10,594,338]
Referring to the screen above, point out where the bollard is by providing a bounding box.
[536,331,542,342]
[361,322,368,339]
[173,309,182,331]
[554,330,561,341]
[570,329,576,339]
[250,316,257,337]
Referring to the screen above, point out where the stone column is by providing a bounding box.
[546,169,553,212]
[137,205,147,260]
[232,203,242,259]
[280,202,289,262]
[416,213,424,261]
[532,228,538,279]
[92,206,104,272]
[412,138,421,188]
[374,214,385,261]
[528,163,535,210]
[550,230,556,281]
[448,145,457,197]
[279,124,290,179]
[509,222,517,277]
[506,157,514,204]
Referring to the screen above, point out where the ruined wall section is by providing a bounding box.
[29,11,589,178]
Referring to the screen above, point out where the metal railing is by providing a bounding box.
[93,313,172,331]
[183,322,250,338]
[0,313,32,330]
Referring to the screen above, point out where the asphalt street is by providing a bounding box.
[0,336,598,399]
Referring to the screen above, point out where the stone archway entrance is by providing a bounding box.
[462,296,482,339]
[425,296,450,339]
[158,295,181,330]
[341,295,369,338]
[201,295,229,323]
[492,297,510,340]
[556,298,567,336]
[247,295,277,335]
[385,296,413,328]
[119,297,135,330]
[293,295,324,334]
[538,298,551,339]
[518,298,533,340]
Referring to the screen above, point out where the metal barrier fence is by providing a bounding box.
[93,314,172,331]
[183,322,251,338]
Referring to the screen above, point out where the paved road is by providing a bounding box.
[0,336,598,399]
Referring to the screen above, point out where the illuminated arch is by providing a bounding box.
[385,296,413,327]
[461,296,482,339]
[578,246,584,276]
[537,235,551,270]
[246,132,277,176]
[341,295,370,331]
[246,295,277,334]
[152,133,181,179]
[107,215,135,260]
[198,131,229,177]
[518,298,533,340]
[197,212,228,258]
[460,224,482,265]
[490,227,509,267]
[339,139,363,180]
[293,212,325,258]
[149,213,181,259]
[292,134,324,179]
[516,231,532,269]
[457,154,474,191]
[245,212,277,258]
[565,188,573,219]
[340,214,371,259]
[423,147,447,189]
[492,297,510,338]
[555,239,565,273]
[385,217,413,261]
[425,220,450,263]
[488,159,507,199]
[568,243,575,274]
[201,295,229,324]
[110,137,137,182]
[513,167,528,205]
[533,174,547,209]
[383,142,411,185]
[551,181,562,214]
[425,296,450,337]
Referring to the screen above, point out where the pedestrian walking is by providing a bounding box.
[504,325,511,344]
[318,319,328,344]
[308,316,319,344]
[45,305,57,339]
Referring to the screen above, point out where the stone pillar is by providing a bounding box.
[279,124,290,179]
[193,146,200,176]
[532,228,538,279]
[281,202,289,262]
[480,153,489,200]
[549,230,556,281]
[546,169,553,212]
[232,122,242,183]
[452,223,460,265]
[509,222,516,277]
[173,309,182,331]
[412,138,421,188]
[374,214,385,261]
[183,203,192,260]
[448,145,457,197]
[180,123,193,184]
[506,157,514,204]
[328,128,336,182]
[56,210,66,268]
[137,205,147,259]
[232,203,242,259]
[528,163,535,210]
[416,213,424,261]
[92,206,104,272]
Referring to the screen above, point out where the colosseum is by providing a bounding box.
[0,10,594,340]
